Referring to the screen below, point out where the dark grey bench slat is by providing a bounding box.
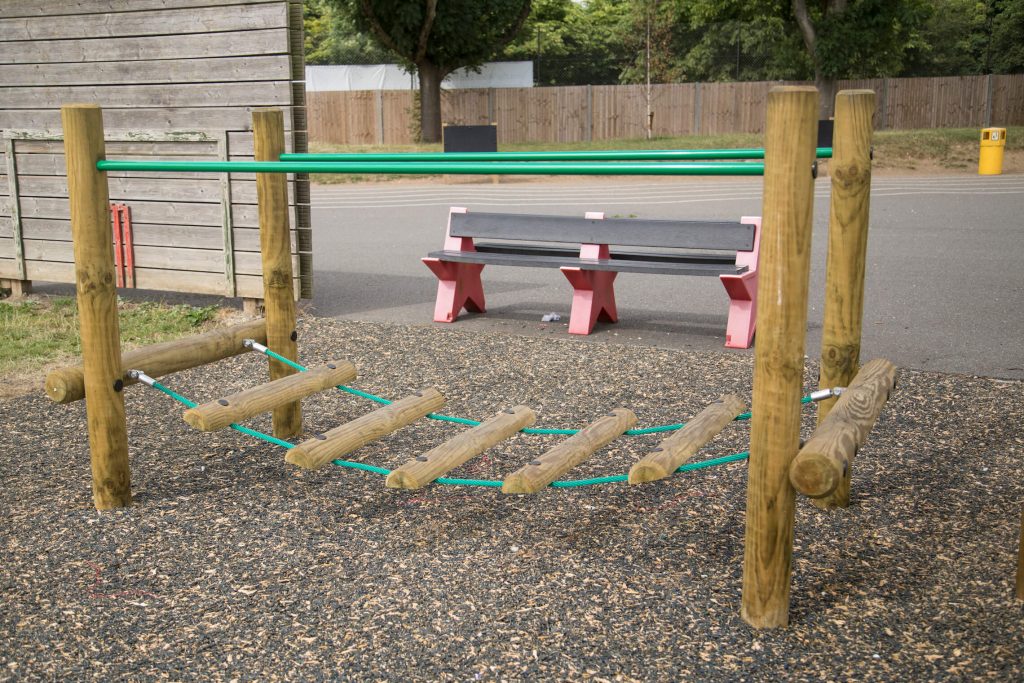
[450,211,756,252]
[473,242,737,265]
[427,250,747,277]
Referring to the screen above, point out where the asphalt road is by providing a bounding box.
[308,173,1024,380]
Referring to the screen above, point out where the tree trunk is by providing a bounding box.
[418,62,444,143]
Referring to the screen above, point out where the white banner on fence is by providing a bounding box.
[305,61,534,92]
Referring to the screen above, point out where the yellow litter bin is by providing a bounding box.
[979,127,1006,175]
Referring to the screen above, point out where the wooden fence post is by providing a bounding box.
[741,86,819,629]
[61,104,131,510]
[815,90,876,510]
[252,108,302,439]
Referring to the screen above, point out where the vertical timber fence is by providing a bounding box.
[308,74,1024,146]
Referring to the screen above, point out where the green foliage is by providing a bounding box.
[337,0,531,74]
[813,0,933,78]
[304,0,392,64]
[502,0,631,85]
[989,0,1024,73]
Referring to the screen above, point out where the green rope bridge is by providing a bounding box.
[136,345,815,490]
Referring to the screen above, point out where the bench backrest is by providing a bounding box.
[449,210,756,252]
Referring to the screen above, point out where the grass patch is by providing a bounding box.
[307,127,1022,182]
[0,296,219,377]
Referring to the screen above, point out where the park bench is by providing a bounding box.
[422,207,762,349]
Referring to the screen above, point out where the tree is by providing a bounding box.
[791,0,932,116]
[335,0,532,142]
[988,0,1024,73]
[305,0,392,65]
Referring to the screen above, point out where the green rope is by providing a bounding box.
[255,347,806,437]
[138,378,754,490]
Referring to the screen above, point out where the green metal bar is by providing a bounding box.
[281,148,833,162]
[96,159,765,176]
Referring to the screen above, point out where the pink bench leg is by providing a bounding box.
[561,267,618,335]
[423,257,485,323]
[719,271,757,349]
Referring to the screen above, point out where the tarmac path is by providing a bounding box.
[309,173,1024,380]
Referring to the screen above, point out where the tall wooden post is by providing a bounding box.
[815,90,876,510]
[61,104,131,509]
[252,109,301,438]
[741,86,819,629]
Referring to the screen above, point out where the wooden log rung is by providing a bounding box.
[386,406,536,490]
[502,408,637,494]
[628,394,746,484]
[182,359,357,432]
[788,358,897,499]
[285,388,446,471]
[45,319,267,404]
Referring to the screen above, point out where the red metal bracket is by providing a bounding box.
[110,203,135,288]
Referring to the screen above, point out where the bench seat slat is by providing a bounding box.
[473,242,737,264]
[427,249,747,276]
[451,211,756,252]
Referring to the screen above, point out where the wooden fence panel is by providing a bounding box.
[992,75,1024,126]
[442,90,490,127]
[306,74,1023,145]
[0,0,310,299]
[381,91,415,145]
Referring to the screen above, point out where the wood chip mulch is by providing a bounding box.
[2,317,1022,681]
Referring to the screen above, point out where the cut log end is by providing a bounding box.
[45,372,76,404]
[181,408,206,431]
[384,469,421,490]
[627,461,670,485]
[500,474,536,495]
[789,451,844,499]
[284,447,317,470]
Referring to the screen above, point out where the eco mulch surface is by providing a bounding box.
[2,317,1022,681]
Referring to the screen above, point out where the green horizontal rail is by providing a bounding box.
[281,148,833,162]
[95,159,766,176]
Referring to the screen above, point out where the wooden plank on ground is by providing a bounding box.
[628,395,746,484]
[502,408,637,494]
[286,389,448,471]
[386,406,536,490]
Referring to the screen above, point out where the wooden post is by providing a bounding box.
[628,395,746,484]
[183,360,357,432]
[816,90,876,510]
[386,406,536,490]
[61,104,131,510]
[502,408,637,494]
[790,358,897,500]
[286,388,446,470]
[252,109,301,439]
[46,319,267,404]
[740,86,819,629]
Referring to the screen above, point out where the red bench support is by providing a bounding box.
[422,207,486,323]
[561,212,618,335]
[718,215,762,349]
